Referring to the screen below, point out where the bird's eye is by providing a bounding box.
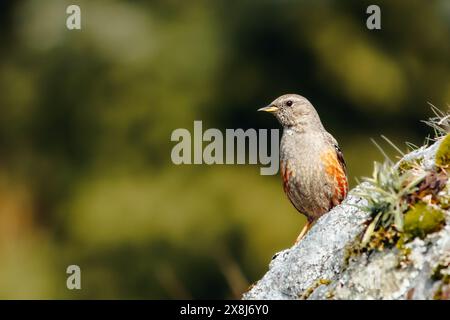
[286,100,293,107]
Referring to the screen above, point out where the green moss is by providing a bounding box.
[398,158,422,174]
[342,238,366,271]
[299,279,331,300]
[403,203,446,240]
[432,264,448,281]
[435,133,450,167]
[431,261,450,300]
[395,236,412,268]
[438,192,450,210]
[325,289,335,299]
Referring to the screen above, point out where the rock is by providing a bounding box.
[243,138,450,300]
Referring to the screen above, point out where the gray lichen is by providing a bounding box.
[243,137,450,300]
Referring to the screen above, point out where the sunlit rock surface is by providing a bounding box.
[243,139,450,300]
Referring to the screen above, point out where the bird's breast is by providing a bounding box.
[280,131,336,219]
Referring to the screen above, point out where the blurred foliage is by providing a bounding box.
[0,0,449,298]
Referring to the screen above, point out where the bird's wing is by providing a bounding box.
[334,143,347,178]
[323,133,349,206]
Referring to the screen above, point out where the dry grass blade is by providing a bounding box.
[381,135,405,157]
[422,104,450,137]
[405,141,419,151]
[370,138,393,164]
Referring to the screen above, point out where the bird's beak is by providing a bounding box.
[258,105,279,113]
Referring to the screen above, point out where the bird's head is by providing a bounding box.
[258,94,323,129]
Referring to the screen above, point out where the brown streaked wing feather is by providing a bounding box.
[334,144,347,178]
[321,146,348,207]
[333,144,349,203]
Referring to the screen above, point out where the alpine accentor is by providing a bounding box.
[259,94,348,242]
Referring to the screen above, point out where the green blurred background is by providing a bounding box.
[0,0,449,299]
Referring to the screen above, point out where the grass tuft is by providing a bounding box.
[355,161,427,247]
[355,106,449,250]
[422,103,450,139]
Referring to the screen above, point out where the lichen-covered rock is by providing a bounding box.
[243,138,450,300]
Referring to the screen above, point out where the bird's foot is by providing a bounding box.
[294,220,312,244]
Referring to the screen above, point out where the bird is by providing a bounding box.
[258,94,348,243]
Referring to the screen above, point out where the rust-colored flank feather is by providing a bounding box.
[321,148,348,206]
[280,161,292,194]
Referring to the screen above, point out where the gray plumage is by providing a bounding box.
[259,94,348,225]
